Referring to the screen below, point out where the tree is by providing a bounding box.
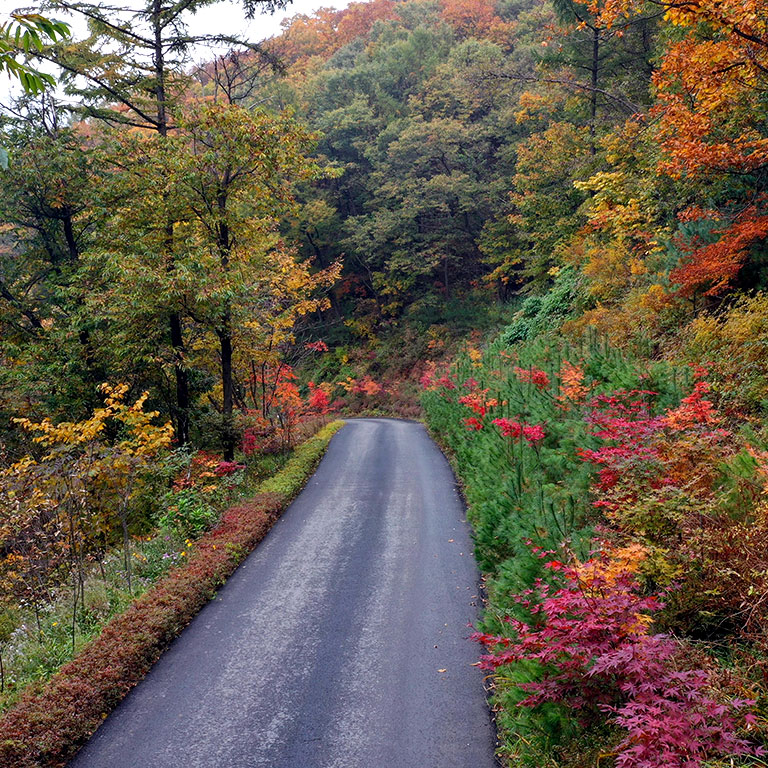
[5,384,172,647]
[89,103,339,458]
[343,115,495,310]
[0,97,108,425]
[543,0,658,145]
[170,103,336,457]
[670,204,768,301]
[586,0,768,177]
[274,0,397,65]
[34,0,288,444]
[0,12,69,97]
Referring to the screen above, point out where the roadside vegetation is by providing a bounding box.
[0,420,342,768]
[3,0,768,766]
[423,335,768,765]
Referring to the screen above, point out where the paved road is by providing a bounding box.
[68,418,497,768]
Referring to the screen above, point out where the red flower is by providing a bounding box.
[459,391,489,417]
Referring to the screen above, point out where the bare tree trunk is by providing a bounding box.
[121,513,132,595]
[590,26,599,154]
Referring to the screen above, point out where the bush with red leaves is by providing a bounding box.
[473,553,763,768]
[0,421,343,768]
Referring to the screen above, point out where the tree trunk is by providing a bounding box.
[170,310,191,446]
[121,510,132,595]
[62,212,79,262]
[154,0,191,447]
[590,26,600,154]
[217,187,235,460]
[220,317,235,460]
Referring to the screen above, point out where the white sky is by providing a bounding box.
[0,0,350,103]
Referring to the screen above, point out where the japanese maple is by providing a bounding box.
[474,552,762,768]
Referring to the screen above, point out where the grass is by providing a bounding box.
[0,420,344,768]
[0,532,187,714]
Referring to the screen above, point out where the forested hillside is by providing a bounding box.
[2,0,768,764]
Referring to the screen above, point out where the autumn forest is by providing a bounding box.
[2,0,768,765]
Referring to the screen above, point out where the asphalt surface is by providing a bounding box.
[68,418,498,768]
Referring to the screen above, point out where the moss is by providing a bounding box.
[258,420,344,499]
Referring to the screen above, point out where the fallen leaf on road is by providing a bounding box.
[438,668,447,673]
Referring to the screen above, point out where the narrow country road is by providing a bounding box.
[68,418,498,768]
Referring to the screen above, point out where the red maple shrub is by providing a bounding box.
[214,460,246,476]
[307,382,331,413]
[473,551,763,768]
[514,365,550,390]
[492,417,546,444]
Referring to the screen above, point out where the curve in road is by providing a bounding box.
[68,418,498,768]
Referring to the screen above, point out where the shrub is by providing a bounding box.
[157,488,218,538]
[0,421,344,768]
[474,551,763,768]
[424,331,768,764]
[680,292,768,414]
[259,421,343,499]
[499,268,580,345]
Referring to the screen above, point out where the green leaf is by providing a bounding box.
[0,146,8,170]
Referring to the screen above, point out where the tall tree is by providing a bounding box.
[88,102,338,458]
[34,0,288,444]
[0,10,69,168]
[544,0,659,145]
[171,103,326,458]
[0,97,106,422]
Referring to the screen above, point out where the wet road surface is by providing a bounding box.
[68,418,497,768]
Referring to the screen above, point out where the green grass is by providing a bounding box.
[0,531,188,714]
[0,420,344,717]
[259,420,344,499]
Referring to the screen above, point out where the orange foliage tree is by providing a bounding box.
[589,0,768,176]
[275,0,398,64]
[438,0,514,40]
[671,204,768,299]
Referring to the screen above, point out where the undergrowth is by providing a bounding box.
[423,330,768,766]
[0,420,343,768]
